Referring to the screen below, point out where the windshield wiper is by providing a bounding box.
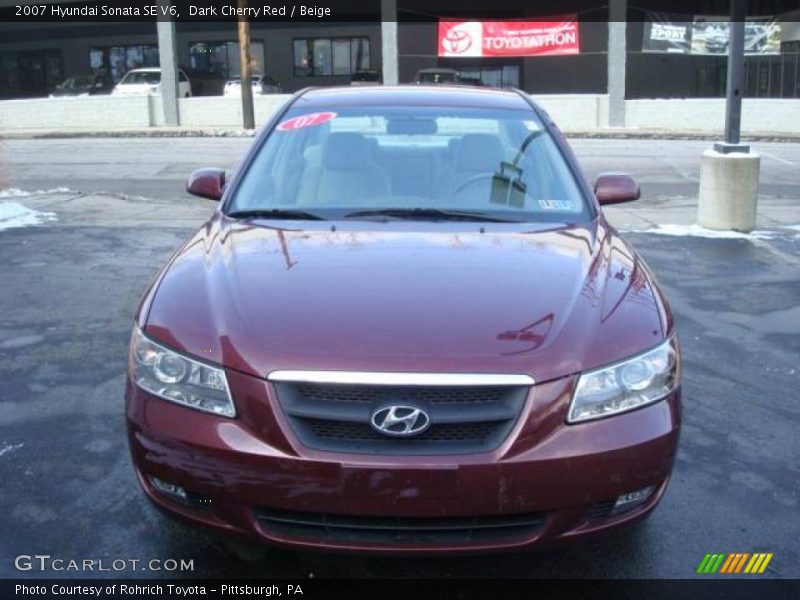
[226,209,326,221]
[343,208,519,222]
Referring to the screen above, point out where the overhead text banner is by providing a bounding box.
[438,18,580,58]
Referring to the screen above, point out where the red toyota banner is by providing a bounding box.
[438,18,580,57]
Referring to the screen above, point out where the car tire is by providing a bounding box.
[184,93,190,98]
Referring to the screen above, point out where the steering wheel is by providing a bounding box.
[449,172,498,198]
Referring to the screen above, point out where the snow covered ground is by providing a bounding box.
[0,197,58,231]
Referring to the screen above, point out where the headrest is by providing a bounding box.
[456,133,504,172]
[322,132,371,170]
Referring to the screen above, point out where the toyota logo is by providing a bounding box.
[370,405,430,437]
[443,28,473,55]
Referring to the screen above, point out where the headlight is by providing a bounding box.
[567,337,679,423]
[130,327,235,418]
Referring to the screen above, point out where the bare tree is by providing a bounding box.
[237,0,255,129]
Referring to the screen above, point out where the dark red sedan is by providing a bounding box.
[126,86,680,555]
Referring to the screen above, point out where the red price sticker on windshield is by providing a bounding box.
[277,112,337,131]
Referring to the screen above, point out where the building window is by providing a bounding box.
[188,41,265,80]
[89,45,158,82]
[0,49,63,97]
[293,37,370,77]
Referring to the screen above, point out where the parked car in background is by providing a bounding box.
[127,85,681,557]
[223,74,282,97]
[111,68,192,97]
[49,74,114,97]
[412,68,459,84]
[456,75,485,87]
[350,70,382,86]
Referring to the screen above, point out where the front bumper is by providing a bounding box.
[125,370,680,554]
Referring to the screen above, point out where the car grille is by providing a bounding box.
[255,507,546,545]
[272,382,529,455]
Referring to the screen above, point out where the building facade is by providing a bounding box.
[0,2,799,100]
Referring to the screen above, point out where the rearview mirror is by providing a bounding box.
[594,173,640,205]
[187,168,226,201]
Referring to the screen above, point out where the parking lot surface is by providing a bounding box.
[0,138,798,578]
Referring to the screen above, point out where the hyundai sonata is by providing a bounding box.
[126,86,680,554]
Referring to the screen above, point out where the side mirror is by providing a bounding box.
[594,172,640,205]
[187,168,225,201]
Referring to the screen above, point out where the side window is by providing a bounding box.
[178,71,188,83]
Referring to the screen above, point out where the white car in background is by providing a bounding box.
[112,68,192,97]
[223,74,281,96]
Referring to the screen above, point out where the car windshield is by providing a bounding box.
[120,71,160,85]
[229,105,591,223]
[417,72,457,83]
[58,77,93,89]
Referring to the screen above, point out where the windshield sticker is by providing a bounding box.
[277,112,337,131]
[523,120,542,131]
[539,199,574,211]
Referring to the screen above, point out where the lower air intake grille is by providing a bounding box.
[255,507,546,545]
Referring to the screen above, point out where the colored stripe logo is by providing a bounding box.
[696,553,773,574]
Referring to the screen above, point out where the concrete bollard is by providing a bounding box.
[697,148,760,232]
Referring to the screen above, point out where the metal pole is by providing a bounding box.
[157,0,179,126]
[238,0,255,130]
[716,0,748,152]
[381,0,399,85]
[607,0,627,127]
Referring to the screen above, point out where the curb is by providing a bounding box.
[0,129,259,140]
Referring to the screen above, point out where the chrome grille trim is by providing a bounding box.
[267,370,535,387]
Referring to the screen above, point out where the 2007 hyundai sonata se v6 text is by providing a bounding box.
[126,85,681,555]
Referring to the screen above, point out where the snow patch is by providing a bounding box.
[0,443,23,458]
[0,201,57,231]
[630,224,777,240]
[0,187,72,198]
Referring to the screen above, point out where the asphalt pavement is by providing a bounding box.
[0,137,798,579]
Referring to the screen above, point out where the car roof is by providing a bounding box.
[293,85,533,111]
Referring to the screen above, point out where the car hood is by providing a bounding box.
[143,216,670,383]
[113,84,157,95]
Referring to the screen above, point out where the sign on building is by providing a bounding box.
[438,17,580,58]
[643,13,782,56]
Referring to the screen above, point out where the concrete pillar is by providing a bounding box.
[607,0,626,128]
[157,2,179,126]
[381,0,399,85]
[697,149,760,232]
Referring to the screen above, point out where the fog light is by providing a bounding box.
[149,475,187,501]
[613,486,654,512]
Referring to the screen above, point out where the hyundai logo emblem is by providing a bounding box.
[370,405,430,437]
